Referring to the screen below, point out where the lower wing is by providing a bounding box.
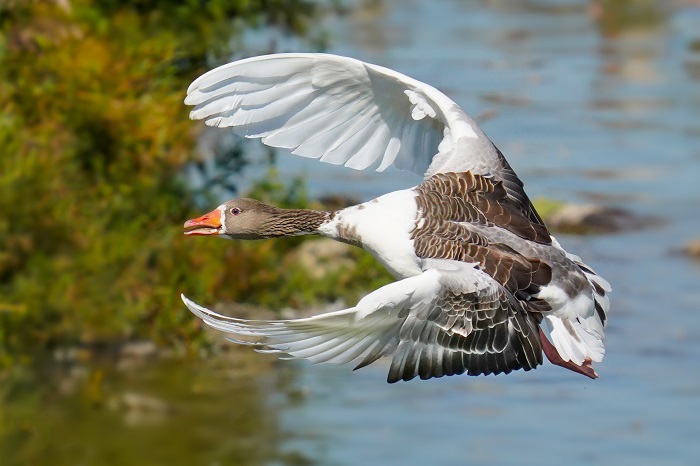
[182,263,542,383]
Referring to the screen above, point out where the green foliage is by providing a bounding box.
[532,197,566,221]
[0,0,380,366]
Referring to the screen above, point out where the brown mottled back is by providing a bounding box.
[416,172,551,244]
[412,172,553,297]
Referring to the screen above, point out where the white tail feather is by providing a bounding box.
[539,252,610,365]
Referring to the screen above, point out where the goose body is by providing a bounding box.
[182,53,610,382]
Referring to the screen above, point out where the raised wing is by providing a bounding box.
[181,262,542,383]
[187,53,512,180]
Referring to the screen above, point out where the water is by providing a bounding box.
[4,1,700,465]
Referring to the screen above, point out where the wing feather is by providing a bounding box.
[188,54,498,178]
[262,98,362,149]
[186,54,554,223]
[186,53,549,217]
[182,261,543,383]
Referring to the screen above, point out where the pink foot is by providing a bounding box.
[539,329,599,379]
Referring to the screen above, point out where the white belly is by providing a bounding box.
[319,189,422,279]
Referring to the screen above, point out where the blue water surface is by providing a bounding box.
[263,1,700,465]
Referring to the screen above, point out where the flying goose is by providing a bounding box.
[181,53,611,382]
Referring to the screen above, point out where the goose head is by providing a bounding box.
[184,198,328,239]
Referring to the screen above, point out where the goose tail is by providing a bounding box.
[537,250,611,371]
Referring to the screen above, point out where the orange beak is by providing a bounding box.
[184,208,222,236]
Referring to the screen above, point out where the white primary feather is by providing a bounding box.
[181,271,442,367]
[180,262,541,381]
[186,53,503,179]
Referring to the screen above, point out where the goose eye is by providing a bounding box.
[231,207,241,215]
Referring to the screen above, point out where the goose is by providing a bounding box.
[181,53,611,382]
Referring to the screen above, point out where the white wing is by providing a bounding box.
[186,53,513,180]
[182,263,543,383]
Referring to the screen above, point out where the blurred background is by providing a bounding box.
[1,0,699,464]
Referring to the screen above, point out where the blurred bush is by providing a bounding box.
[0,0,389,366]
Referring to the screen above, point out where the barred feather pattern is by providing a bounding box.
[412,172,552,298]
[387,281,543,382]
